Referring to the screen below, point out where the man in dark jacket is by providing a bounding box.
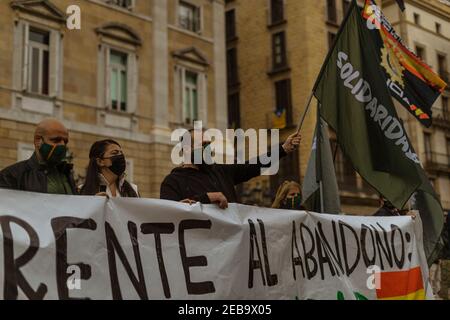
[0,118,77,194]
[160,130,301,209]
[373,197,402,216]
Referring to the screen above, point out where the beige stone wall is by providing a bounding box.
[230,0,340,207]
[0,1,15,95]
[134,0,153,16]
[58,0,156,129]
[231,0,323,204]
[233,0,270,132]
[0,0,224,199]
[231,0,449,214]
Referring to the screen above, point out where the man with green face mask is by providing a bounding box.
[0,118,77,195]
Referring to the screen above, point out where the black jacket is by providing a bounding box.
[160,145,287,203]
[373,206,400,217]
[0,153,77,194]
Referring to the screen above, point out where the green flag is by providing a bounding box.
[302,113,341,214]
[313,0,443,262]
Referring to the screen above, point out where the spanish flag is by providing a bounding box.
[376,267,425,300]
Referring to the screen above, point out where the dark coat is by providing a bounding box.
[0,153,77,194]
[160,145,287,203]
[373,206,400,216]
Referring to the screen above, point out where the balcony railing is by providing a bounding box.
[433,107,450,122]
[106,0,133,9]
[336,173,377,195]
[424,152,450,170]
[439,71,449,84]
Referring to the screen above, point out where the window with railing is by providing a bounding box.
[415,45,425,61]
[437,54,448,83]
[28,27,50,96]
[434,97,449,122]
[183,70,199,125]
[228,92,241,129]
[227,47,239,86]
[447,138,450,162]
[109,50,128,112]
[106,0,134,10]
[328,32,336,49]
[443,96,449,120]
[272,31,288,70]
[436,23,441,35]
[179,1,201,33]
[424,132,432,163]
[413,13,420,25]
[226,9,237,40]
[275,79,293,126]
[425,152,450,168]
[327,0,337,23]
[270,0,285,25]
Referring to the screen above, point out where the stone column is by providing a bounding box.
[152,0,171,141]
[212,0,228,132]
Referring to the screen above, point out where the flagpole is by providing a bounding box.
[316,104,325,213]
[319,180,325,213]
[296,91,314,134]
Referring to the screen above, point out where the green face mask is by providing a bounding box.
[39,138,67,166]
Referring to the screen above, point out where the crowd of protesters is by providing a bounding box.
[0,118,302,207]
[0,118,445,228]
[0,117,441,219]
[1,118,449,298]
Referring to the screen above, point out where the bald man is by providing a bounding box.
[0,118,77,194]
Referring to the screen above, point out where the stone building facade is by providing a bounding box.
[0,0,227,198]
[226,0,449,216]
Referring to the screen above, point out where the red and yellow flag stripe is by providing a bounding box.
[376,266,425,300]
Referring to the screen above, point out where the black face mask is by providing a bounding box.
[104,154,126,176]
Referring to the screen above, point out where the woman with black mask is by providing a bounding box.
[80,139,139,197]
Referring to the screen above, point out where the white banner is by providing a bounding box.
[0,189,432,300]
